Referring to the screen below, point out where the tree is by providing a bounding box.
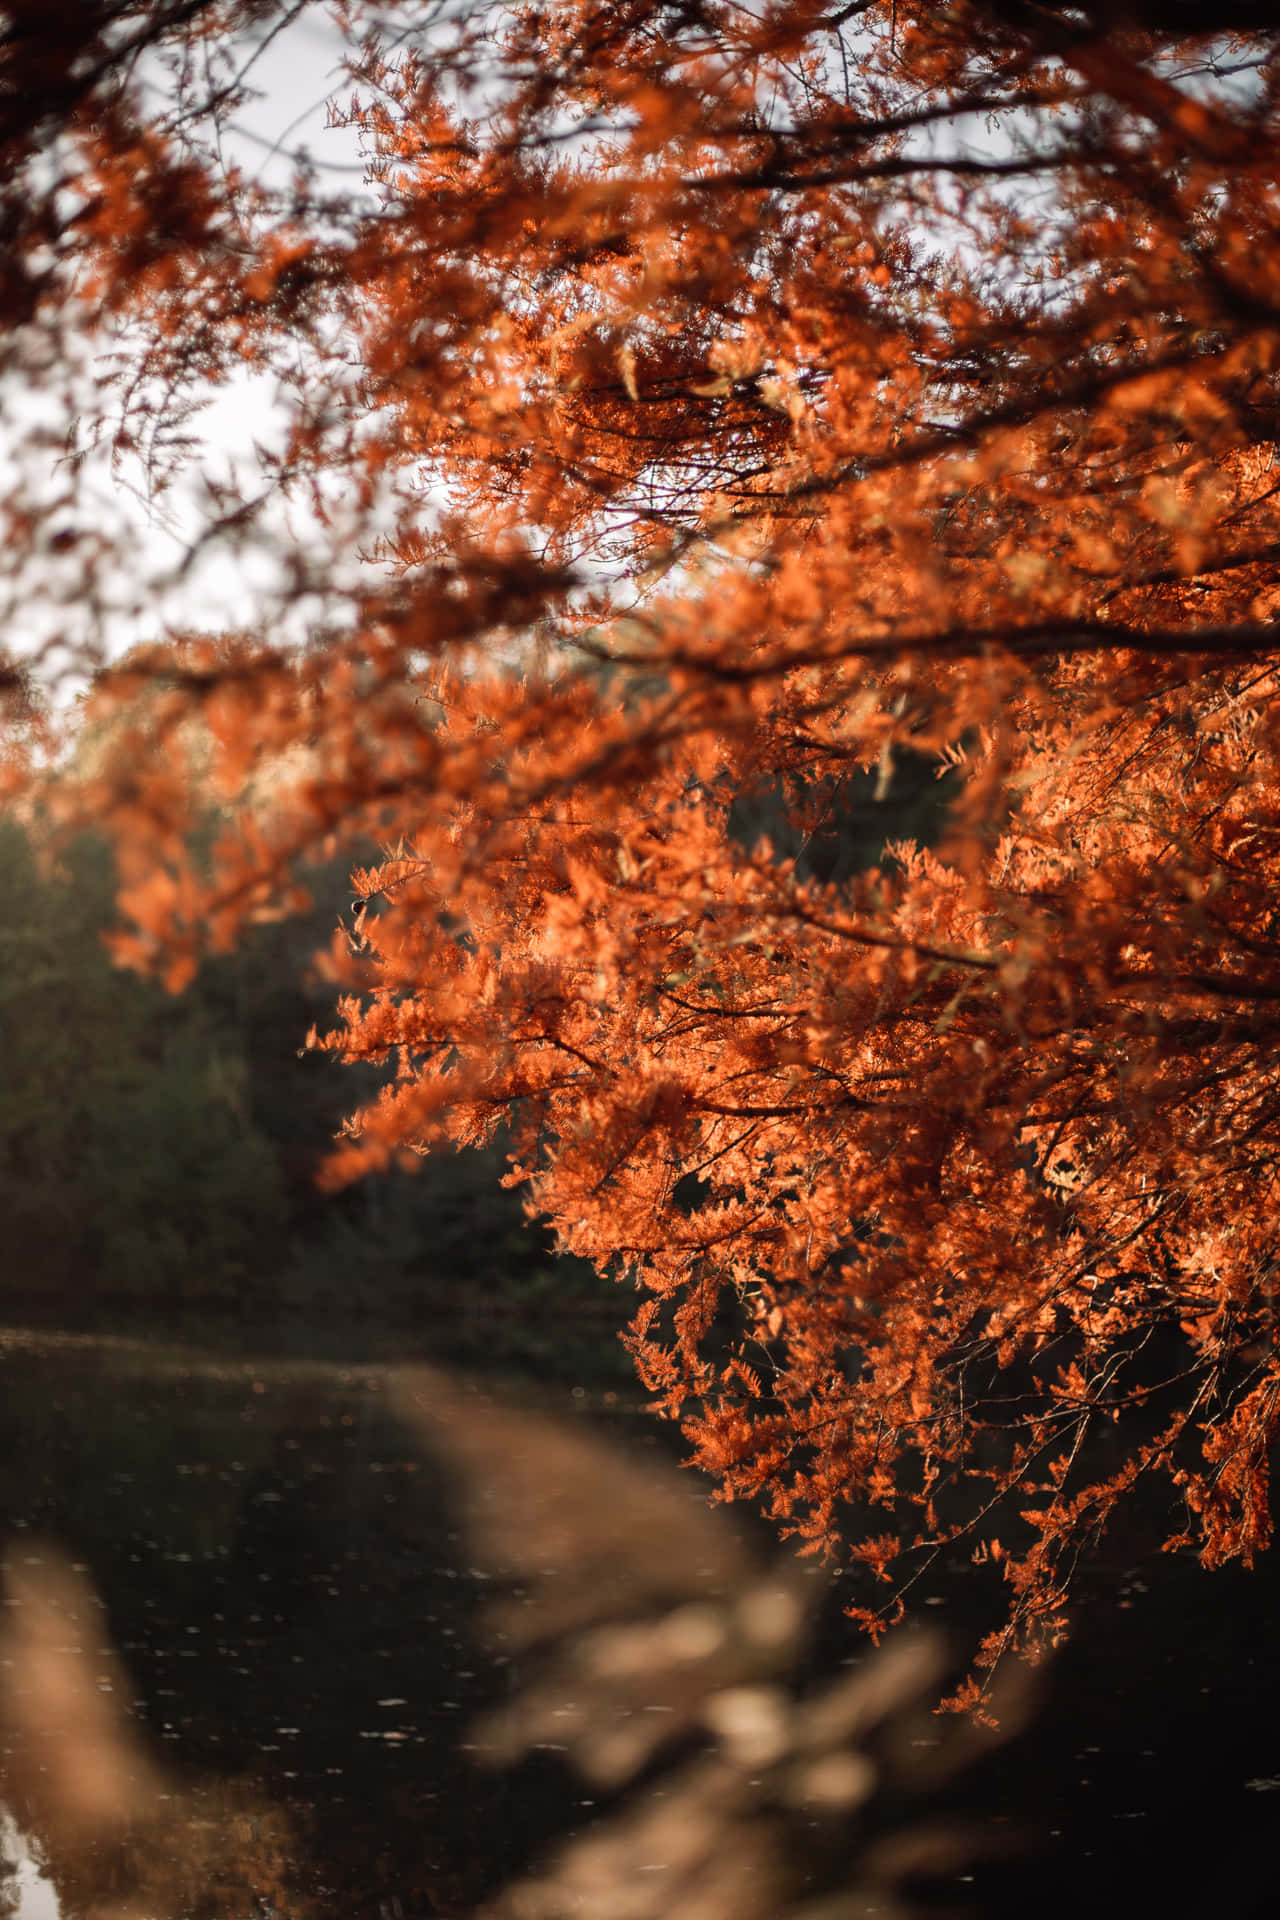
[0,816,289,1304]
[8,0,1280,1691]
[0,800,604,1340]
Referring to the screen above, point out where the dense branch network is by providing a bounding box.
[5,0,1280,1689]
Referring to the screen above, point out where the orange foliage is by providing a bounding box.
[9,0,1280,1687]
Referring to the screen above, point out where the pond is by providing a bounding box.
[0,1325,1275,1920]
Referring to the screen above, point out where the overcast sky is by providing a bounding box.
[19,11,380,675]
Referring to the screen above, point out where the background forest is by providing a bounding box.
[0,811,610,1357]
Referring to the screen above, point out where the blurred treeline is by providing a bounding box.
[0,747,952,1358]
[0,813,622,1364]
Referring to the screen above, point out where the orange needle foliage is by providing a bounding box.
[10,1,1280,1691]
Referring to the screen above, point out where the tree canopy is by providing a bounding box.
[7,0,1280,1694]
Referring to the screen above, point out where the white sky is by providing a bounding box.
[0,9,377,683]
[133,10,374,631]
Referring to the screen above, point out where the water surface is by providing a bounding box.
[0,1326,1276,1920]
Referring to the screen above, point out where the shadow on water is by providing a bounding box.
[0,1324,1276,1919]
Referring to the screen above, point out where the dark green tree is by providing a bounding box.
[0,818,288,1306]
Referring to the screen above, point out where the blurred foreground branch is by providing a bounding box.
[0,1369,1039,1920]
